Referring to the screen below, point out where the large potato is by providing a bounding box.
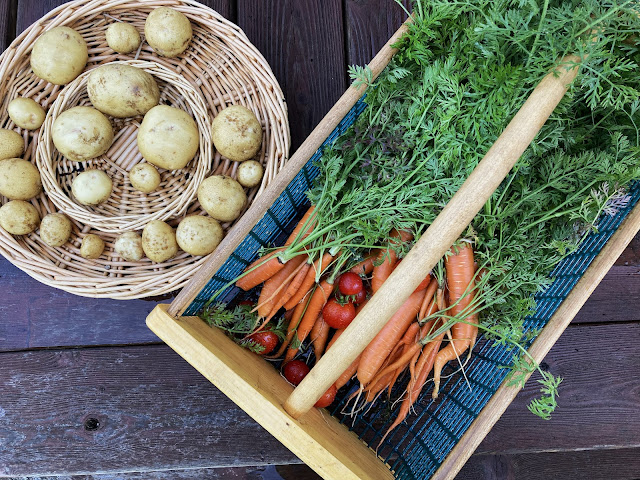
[0,158,42,200]
[80,234,105,259]
[129,163,161,193]
[39,213,72,247]
[137,105,199,170]
[115,231,143,261]
[30,26,88,85]
[52,107,114,162]
[176,215,223,256]
[8,98,45,130]
[145,7,192,58]
[71,170,112,205]
[0,129,24,160]
[87,64,160,118]
[106,22,141,54]
[211,105,263,162]
[142,220,178,262]
[197,175,246,222]
[0,200,40,235]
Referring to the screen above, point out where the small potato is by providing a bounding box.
[137,105,199,170]
[80,234,105,259]
[71,170,113,205]
[87,64,160,118]
[8,98,45,130]
[176,215,223,256]
[0,200,40,235]
[129,163,161,193]
[237,160,264,188]
[211,105,262,162]
[197,175,246,222]
[106,22,141,54]
[52,106,114,162]
[115,231,143,261]
[145,7,192,58]
[39,213,72,247]
[0,158,42,200]
[0,129,24,160]
[142,220,178,262]
[30,26,88,85]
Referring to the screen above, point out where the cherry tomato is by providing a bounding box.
[350,288,367,305]
[314,384,338,408]
[337,272,364,296]
[283,360,310,385]
[322,298,356,329]
[246,331,279,355]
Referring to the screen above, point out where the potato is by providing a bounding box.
[0,129,24,160]
[106,22,141,54]
[115,231,143,261]
[71,170,112,205]
[145,7,192,58]
[0,158,42,200]
[197,175,246,222]
[211,105,262,162]
[8,98,45,130]
[237,160,264,188]
[129,163,161,193]
[142,220,178,262]
[52,107,114,162]
[39,213,72,247]
[80,234,105,259]
[30,26,88,85]
[176,215,223,256]
[137,105,199,170]
[0,200,40,235]
[87,64,160,118]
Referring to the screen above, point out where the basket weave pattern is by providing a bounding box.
[0,0,290,299]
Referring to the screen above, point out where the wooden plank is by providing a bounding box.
[0,0,16,52]
[345,0,411,67]
[236,0,347,152]
[458,448,640,480]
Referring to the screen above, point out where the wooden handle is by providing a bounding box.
[284,56,581,418]
[167,20,411,318]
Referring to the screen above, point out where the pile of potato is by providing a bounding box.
[0,7,267,265]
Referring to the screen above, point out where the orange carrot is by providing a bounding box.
[237,248,286,291]
[284,252,334,310]
[371,230,413,292]
[264,259,310,321]
[268,296,308,359]
[326,327,345,351]
[418,278,438,320]
[256,255,306,318]
[349,253,376,276]
[432,243,478,399]
[311,315,331,360]
[284,205,316,246]
[335,355,360,390]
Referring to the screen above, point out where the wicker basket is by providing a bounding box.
[0,0,289,299]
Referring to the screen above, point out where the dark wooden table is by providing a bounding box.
[1,1,639,479]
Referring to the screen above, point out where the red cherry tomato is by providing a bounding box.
[247,331,279,355]
[350,288,367,305]
[337,272,364,296]
[322,298,356,329]
[283,360,310,386]
[314,384,338,408]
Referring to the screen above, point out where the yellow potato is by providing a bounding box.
[115,231,143,261]
[30,26,88,85]
[197,175,247,222]
[87,64,160,118]
[176,215,223,256]
[0,200,40,235]
[106,22,141,54]
[39,213,72,247]
[52,107,114,162]
[237,160,264,188]
[129,163,161,193]
[137,105,199,170]
[0,158,42,200]
[145,7,192,58]
[8,98,45,130]
[80,234,105,259]
[71,170,113,206]
[211,105,262,162]
[0,129,24,160]
[142,220,178,262]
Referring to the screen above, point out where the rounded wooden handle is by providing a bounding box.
[284,56,581,419]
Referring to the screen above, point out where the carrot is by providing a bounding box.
[311,315,331,361]
[284,280,333,363]
[237,248,286,291]
[335,354,361,390]
[371,230,413,292]
[255,255,306,318]
[268,295,308,359]
[326,327,345,351]
[284,205,316,246]
[357,288,426,386]
[264,259,310,321]
[349,253,376,276]
[284,252,334,310]
[432,243,478,399]
[418,278,438,320]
